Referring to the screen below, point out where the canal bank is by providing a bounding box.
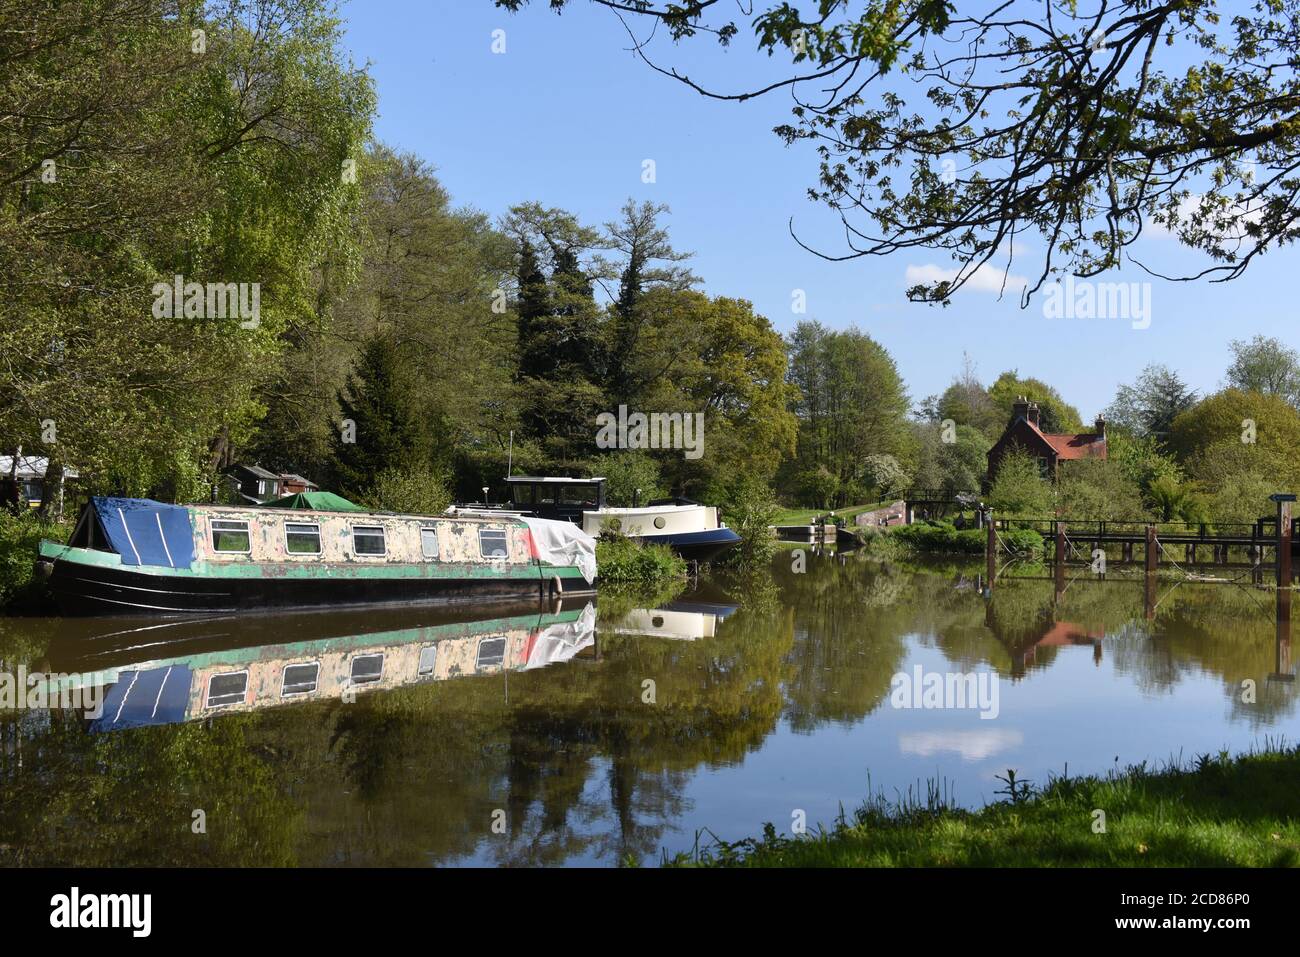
[670,744,1300,867]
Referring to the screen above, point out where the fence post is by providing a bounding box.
[1145,524,1158,574]
[986,512,997,587]
[1273,494,1295,588]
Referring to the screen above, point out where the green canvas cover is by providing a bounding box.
[260,491,366,512]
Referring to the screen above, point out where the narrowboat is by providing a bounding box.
[36,495,596,616]
[491,476,741,563]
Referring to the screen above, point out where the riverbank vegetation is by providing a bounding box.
[671,744,1300,867]
[593,536,686,585]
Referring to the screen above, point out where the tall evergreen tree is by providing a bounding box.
[516,237,551,381]
[334,333,428,499]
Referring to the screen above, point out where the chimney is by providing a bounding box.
[1026,402,1040,428]
[1012,395,1030,424]
[1094,413,1106,438]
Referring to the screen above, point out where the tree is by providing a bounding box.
[1168,389,1300,493]
[334,333,431,499]
[1225,336,1300,409]
[786,322,910,502]
[987,373,1084,434]
[1,0,374,502]
[935,355,1002,439]
[601,200,698,393]
[1105,364,1198,441]
[987,448,1051,517]
[498,1,1300,302]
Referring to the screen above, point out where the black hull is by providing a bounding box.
[49,559,591,617]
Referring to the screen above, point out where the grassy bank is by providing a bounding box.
[670,745,1300,867]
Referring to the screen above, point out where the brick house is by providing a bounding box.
[986,396,1107,481]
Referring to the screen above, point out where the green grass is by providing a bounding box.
[772,501,894,525]
[0,510,67,613]
[669,744,1300,867]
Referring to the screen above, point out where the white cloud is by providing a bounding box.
[905,262,1028,296]
[898,728,1024,762]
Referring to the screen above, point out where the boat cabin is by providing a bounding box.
[506,476,606,524]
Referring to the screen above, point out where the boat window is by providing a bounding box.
[350,654,384,684]
[653,516,666,529]
[282,662,320,697]
[535,484,556,505]
[510,484,534,507]
[206,671,248,708]
[418,645,438,678]
[561,485,596,506]
[284,522,321,554]
[420,524,440,559]
[478,528,510,560]
[211,518,251,553]
[352,524,386,556]
[476,637,507,670]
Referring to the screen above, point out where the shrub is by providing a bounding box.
[595,535,687,584]
[891,520,1041,556]
[361,466,452,515]
[0,511,67,611]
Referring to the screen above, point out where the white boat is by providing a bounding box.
[498,476,741,563]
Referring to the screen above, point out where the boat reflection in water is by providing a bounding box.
[42,601,595,732]
[40,596,736,732]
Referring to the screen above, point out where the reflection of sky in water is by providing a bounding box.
[447,629,1297,866]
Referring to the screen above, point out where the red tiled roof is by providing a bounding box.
[1040,431,1106,460]
[1021,418,1107,460]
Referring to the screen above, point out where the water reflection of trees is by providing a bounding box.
[1,556,1295,865]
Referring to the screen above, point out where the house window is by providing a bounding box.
[211,519,251,553]
[206,671,248,708]
[1036,457,1051,478]
[476,637,507,670]
[350,654,384,685]
[420,524,440,559]
[478,528,510,560]
[282,662,320,697]
[352,524,386,556]
[284,522,321,554]
[417,645,438,678]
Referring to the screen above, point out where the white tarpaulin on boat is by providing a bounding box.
[525,603,596,669]
[522,516,597,583]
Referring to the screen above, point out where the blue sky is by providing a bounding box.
[338,1,1298,420]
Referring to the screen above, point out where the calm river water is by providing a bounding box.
[1,548,1296,866]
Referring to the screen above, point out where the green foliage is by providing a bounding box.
[360,467,452,515]
[1146,475,1207,524]
[334,333,434,499]
[785,321,911,506]
[891,521,1041,556]
[860,453,909,499]
[595,535,687,584]
[0,512,66,611]
[1105,364,1197,440]
[1169,389,1300,493]
[1056,459,1149,521]
[987,372,1084,433]
[715,476,781,571]
[1226,335,1300,409]
[594,452,665,506]
[987,448,1051,517]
